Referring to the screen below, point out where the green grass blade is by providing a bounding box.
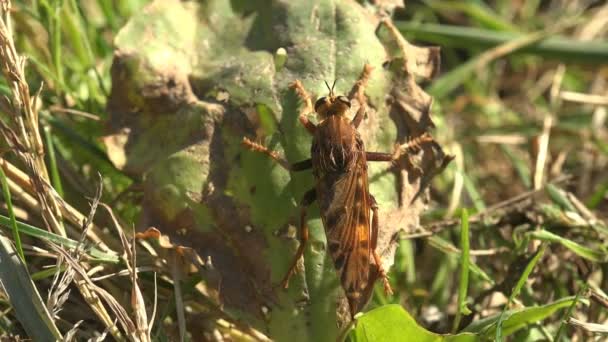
[31,265,67,281]
[0,214,119,263]
[43,114,113,164]
[61,1,91,68]
[66,0,108,97]
[511,244,546,299]
[98,0,118,30]
[587,179,608,210]
[545,184,576,212]
[43,125,64,197]
[0,82,10,96]
[396,239,416,284]
[52,0,64,86]
[452,209,471,333]
[529,229,605,262]
[0,235,62,340]
[30,0,40,16]
[0,165,25,263]
[464,296,579,337]
[424,0,518,32]
[428,236,494,284]
[555,282,588,341]
[397,22,608,63]
[495,244,546,341]
[425,25,559,98]
[462,173,486,212]
[27,54,74,98]
[500,146,531,189]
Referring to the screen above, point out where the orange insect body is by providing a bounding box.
[310,85,384,315]
[242,66,434,316]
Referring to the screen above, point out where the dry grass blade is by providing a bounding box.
[560,91,608,106]
[64,320,83,341]
[89,266,156,282]
[445,142,463,218]
[44,180,128,340]
[476,135,527,145]
[567,318,608,334]
[588,286,608,313]
[421,175,573,235]
[47,177,103,326]
[533,115,553,190]
[50,244,131,340]
[101,202,152,342]
[46,253,74,319]
[215,318,273,342]
[0,157,112,252]
[76,173,103,252]
[48,106,101,121]
[0,0,65,236]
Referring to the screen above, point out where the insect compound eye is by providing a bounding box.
[314,97,326,112]
[337,96,351,108]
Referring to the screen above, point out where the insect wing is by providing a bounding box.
[322,150,373,315]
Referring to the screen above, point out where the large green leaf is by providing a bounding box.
[105,0,446,340]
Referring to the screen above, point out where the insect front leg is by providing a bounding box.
[281,188,316,289]
[369,194,394,296]
[242,137,312,171]
[365,133,435,165]
[290,80,316,135]
[349,64,374,129]
[350,102,366,129]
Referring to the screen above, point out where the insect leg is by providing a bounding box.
[369,194,394,296]
[350,103,366,129]
[348,64,373,102]
[281,188,317,289]
[365,133,435,163]
[290,80,316,135]
[349,64,374,128]
[242,137,312,171]
[364,152,393,162]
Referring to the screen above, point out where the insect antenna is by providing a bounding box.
[324,80,338,97]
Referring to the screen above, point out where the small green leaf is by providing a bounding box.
[528,229,606,262]
[349,304,478,342]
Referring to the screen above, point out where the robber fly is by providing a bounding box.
[243,64,432,317]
